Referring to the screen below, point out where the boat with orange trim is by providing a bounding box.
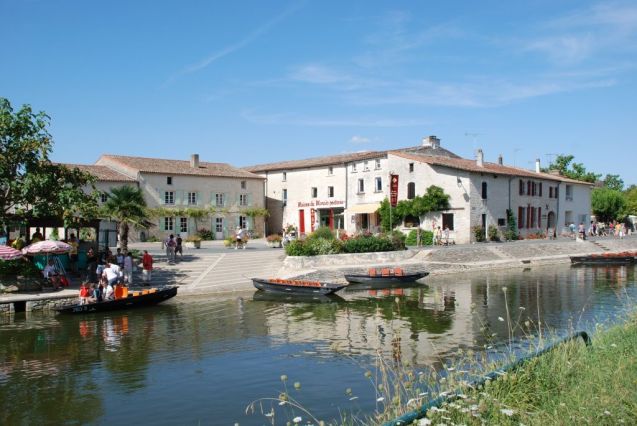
[56,286,178,314]
[252,278,347,295]
[570,251,637,265]
[344,267,428,286]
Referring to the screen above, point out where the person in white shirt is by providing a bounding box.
[123,253,134,285]
[42,259,61,289]
[104,282,115,301]
[102,262,122,286]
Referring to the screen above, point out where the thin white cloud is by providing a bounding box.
[241,110,430,128]
[166,2,302,84]
[524,1,637,64]
[349,135,371,145]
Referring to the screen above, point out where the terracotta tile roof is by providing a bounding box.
[59,164,136,182]
[97,155,264,179]
[390,151,592,185]
[244,151,386,173]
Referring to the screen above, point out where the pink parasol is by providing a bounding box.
[22,240,72,255]
[0,245,24,260]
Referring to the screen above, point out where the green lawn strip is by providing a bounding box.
[422,317,637,425]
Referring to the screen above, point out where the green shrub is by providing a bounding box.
[0,259,42,277]
[146,235,160,242]
[488,225,500,242]
[421,230,434,246]
[473,226,486,242]
[405,229,434,246]
[308,226,335,240]
[285,240,307,256]
[196,229,215,240]
[385,231,406,250]
[342,235,395,253]
[405,229,418,246]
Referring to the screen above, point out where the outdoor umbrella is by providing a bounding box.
[22,240,71,255]
[0,245,24,261]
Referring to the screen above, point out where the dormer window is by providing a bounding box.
[167,176,173,185]
[352,163,357,172]
[328,166,333,175]
[375,159,381,170]
[363,161,369,171]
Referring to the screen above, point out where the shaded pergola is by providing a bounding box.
[23,215,103,247]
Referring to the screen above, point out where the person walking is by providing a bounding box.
[142,250,153,285]
[235,226,246,250]
[176,235,183,259]
[124,253,134,285]
[164,234,176,263]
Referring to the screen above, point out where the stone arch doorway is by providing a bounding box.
[547,211,556,229]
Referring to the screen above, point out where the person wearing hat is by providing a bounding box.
[235,226,246,250]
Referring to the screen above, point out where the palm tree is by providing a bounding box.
[102,185,152,253]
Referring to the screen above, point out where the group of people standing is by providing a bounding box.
[162,234,183,262]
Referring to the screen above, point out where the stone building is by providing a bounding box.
[65,154,265,242]
[247,136,592,243]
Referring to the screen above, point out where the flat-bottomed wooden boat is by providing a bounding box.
[570,252,636,265]
[252,278,346,295]
[344,267,429,287]
[56,286,178,314]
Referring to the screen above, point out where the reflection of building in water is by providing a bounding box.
[261,284,476,366]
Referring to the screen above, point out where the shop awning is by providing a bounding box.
[348,203,381,214]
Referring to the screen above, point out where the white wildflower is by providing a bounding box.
[419,392,429,396]
[611,343,617,348]
[349,396,358,401]
[498,317,505,322]
[417,418,432,426]
[265,412,274,417]
[502,286,508,292]
[500,408,515,416]
[560,403,566,407]
[447,367,455,371]
[519,306,526,310]
[293,416,302,423]
[278,401,286,406]
[376,397,385,402]
[604,410,611,416]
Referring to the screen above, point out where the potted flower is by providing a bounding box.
[185,235,203,249]
[266,234,283,248]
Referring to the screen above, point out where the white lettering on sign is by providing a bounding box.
[298,200,344,208]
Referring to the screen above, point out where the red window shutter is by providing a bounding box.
[538,207,542,228]
[519,180,524,195]
[518,207,523,229]
[526,205,531,229]
[539,183,543,197]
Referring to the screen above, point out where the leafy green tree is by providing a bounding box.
[411,185,451,216]
[504,209,518,241]
[591,187,626,223]
[0,98,98,226]
[602,174,624,191]
[542,154,600,183]
[102,185,152,252]
[624,185,637,216]
[378,185,451,231]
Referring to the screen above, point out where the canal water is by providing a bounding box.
[1,264,635,425]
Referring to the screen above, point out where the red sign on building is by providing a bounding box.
[310,208,316,232]
[390,174,399,207]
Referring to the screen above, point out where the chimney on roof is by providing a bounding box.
[476,149,484,167]
[422,135,440,149]
[498,154,503,165]
[190,154,200,168]
[535,158,541,173]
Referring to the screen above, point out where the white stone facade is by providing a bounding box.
[249,137,592,244]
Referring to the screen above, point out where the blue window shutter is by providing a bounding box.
[159,218,165,231]
[247,216,254,229]
[224,193,230,207]
[196,192,201,205]
[159,189,165,205]
[247,194,252,206]
[175,190,182,205]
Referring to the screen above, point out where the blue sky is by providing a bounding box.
[2,0,636,184]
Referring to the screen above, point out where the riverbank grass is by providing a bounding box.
[423,317,637,425]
